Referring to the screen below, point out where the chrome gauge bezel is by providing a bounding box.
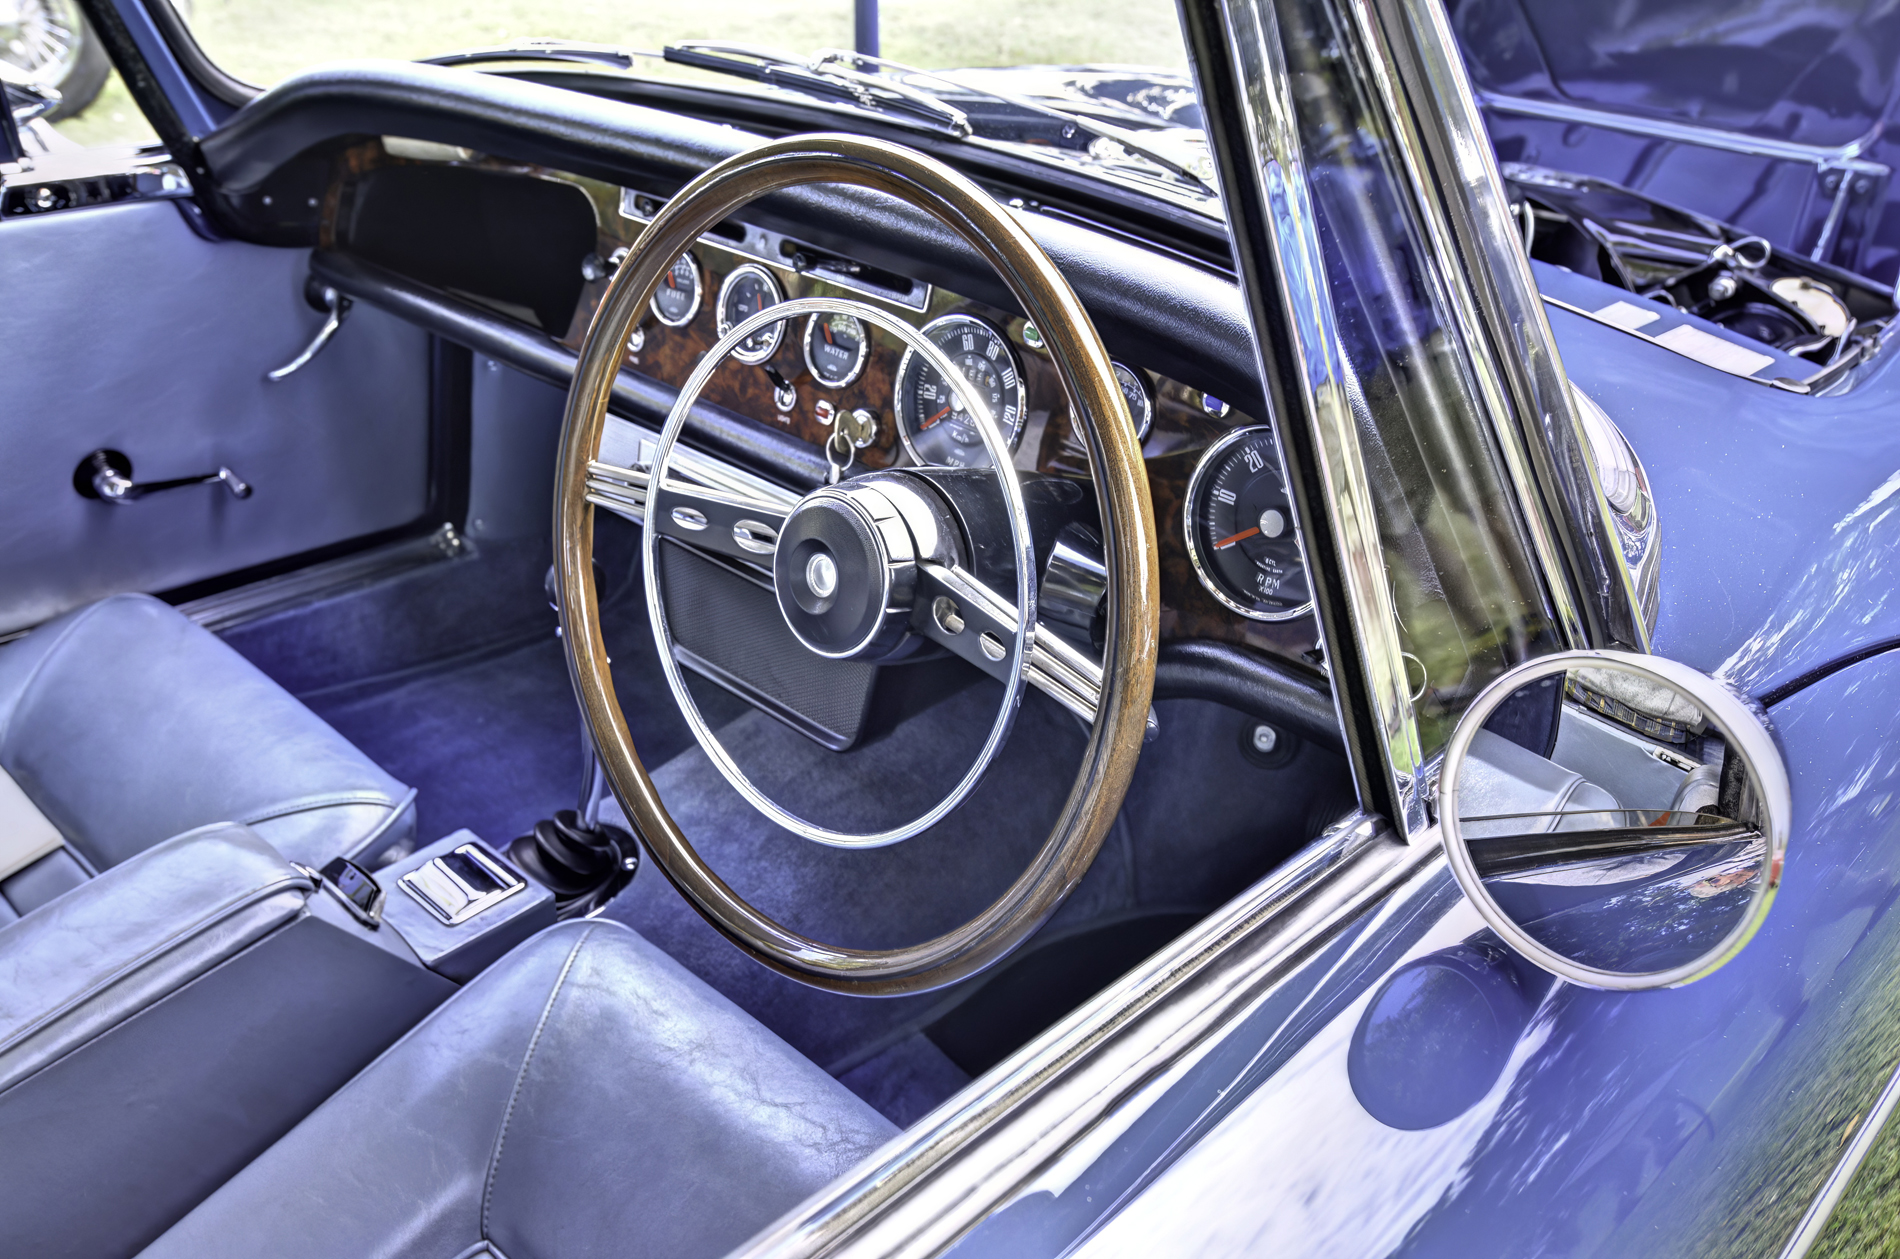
[1183,424,1315,622]
[802,311,870,388]
[648,252,704,329]
[1111,361,1155,442]
[892,313,1027,468]
[715,263,787,364]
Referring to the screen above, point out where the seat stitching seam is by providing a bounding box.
[0,871,313,1055]
[481,923,598,1242]
[235,791,405,824]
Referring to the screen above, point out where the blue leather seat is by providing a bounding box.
[0,593,414,921]
[138,919,899,1259]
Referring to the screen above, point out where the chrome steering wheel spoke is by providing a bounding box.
[639,294,1035,848]
[647,478,790,564]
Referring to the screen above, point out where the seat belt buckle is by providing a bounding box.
[311,856,387,928]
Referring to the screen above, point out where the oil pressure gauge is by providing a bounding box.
[715,263,786,364]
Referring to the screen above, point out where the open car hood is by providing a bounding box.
[1448,0,1900,151]
[1445,0,1900,284]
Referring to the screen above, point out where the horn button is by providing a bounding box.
[774,484,920,660]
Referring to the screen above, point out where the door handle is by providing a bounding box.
[265,285,349,382]
[74,449,252,504]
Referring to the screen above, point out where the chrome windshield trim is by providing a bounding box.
[1197,0,1430,833]
[1355,0,1650,656]
[730,811,1430,1259]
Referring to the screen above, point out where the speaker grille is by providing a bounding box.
[659,540,877,750]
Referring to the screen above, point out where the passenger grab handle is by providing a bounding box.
[265,285,350,382]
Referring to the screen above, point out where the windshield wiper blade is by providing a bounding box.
[662,43,971,137]
[423,39,640,71]
[810,51,1217,195]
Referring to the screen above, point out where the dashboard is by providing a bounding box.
[319,137,1324,681]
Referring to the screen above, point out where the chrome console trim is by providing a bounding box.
[619,186,935,311]
[396,842,526,926]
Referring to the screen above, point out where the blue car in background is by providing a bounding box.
[0,1,1897,1256]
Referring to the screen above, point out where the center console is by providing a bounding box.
[0,821,556,1257]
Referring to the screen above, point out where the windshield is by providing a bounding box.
[177,0,1187,89]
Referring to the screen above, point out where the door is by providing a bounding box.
[0,135,432,635]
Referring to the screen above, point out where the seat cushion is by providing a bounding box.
[0,822,309,1097]
[0,593,413,872]
[138,919,898,1259]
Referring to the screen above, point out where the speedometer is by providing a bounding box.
[1185,425,1313,621]
[892,314,1025,469]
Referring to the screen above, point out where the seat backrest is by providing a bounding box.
[0,592,412,870]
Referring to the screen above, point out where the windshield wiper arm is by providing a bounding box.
[810,51,1217,195]
[662,43,971,137]
[423,39,640,71]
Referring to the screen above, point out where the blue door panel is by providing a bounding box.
[0,198,431,635]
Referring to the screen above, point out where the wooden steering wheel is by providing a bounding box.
[555,134,1158,994]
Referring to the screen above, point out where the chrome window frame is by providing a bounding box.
[1180,0,1651,842]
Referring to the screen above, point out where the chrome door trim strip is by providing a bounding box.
[1777,1049,1900,1259]
[731,811,1432,1259]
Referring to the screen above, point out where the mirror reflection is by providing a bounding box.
[1456,665,1768,976]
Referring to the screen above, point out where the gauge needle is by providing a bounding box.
[921,405,952,429]
[1213,526,1260,550]
[823,323,835,345]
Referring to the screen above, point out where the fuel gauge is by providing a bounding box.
[649,253,702,328]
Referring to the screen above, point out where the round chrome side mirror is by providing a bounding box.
[1439,650,1789,990]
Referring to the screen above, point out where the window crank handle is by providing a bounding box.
[74,449,252,505]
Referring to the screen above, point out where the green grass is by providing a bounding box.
[1812,1103,1900,1258]
[53,0,1186,149]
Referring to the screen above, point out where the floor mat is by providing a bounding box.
[304,634,584,849]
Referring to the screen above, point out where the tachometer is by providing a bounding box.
[802,311,869,388]
[893,314,1025,469]
[1185,425,1312,621]
[715,263,785,364]
[649,252,702,328]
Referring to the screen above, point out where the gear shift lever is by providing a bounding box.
[508,810,637,919]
